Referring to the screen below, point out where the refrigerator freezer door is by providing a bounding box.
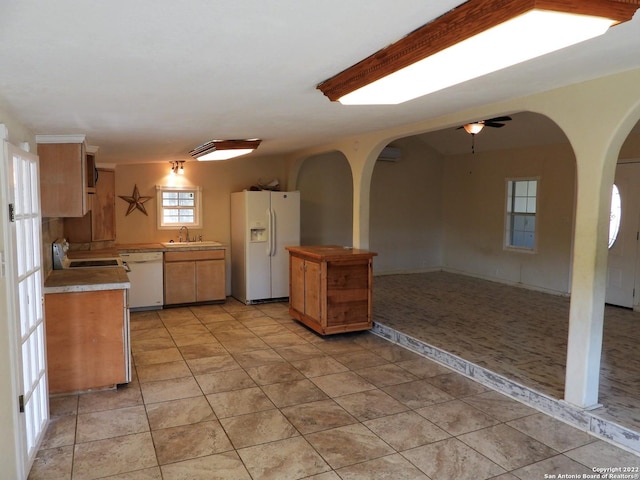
[245,190,272,302]
[270,191,300,298]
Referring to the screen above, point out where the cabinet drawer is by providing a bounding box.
[165,249,225,262]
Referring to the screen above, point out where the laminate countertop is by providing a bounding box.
[116,243,165,252]
[44,268,130,294]
[285,245,377,261]
[117,242,227,252]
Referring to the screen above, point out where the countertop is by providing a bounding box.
[285,245,377,261]
[45,242,227,293]
[117,243,165,252]
[44,267,130,294]
[45,248,129,293]
[117,242,227,252]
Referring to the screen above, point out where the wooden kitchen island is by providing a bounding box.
[286,245,377,335]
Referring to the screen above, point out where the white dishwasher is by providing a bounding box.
[120,251,164,311]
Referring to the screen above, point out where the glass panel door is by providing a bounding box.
[6,142,48,473]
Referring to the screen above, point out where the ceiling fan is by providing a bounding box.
[458,116,512,153]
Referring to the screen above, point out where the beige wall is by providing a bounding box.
[114,155,287,245]
[370,136,444,273]
[296,151,353,246]
[443,142,576,294]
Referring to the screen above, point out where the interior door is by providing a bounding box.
[606,162,640,308]
[1,137,48,477]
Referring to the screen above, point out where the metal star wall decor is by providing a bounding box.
[119,184,153,216]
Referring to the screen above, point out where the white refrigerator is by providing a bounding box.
[231,190,300,304]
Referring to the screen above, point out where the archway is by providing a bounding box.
[296,150,353,246]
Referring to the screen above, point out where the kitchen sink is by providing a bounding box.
[163,241,222,248]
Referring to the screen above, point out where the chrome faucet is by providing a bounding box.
[179,225,190,243]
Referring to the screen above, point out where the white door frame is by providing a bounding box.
[0,125,48,479]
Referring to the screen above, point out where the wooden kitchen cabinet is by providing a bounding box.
[164,249,225,305]
[90,168,116,241]
[37,136,96,217]
[64,168,116,242]
[286,245,377,335]
[45,288,130,394]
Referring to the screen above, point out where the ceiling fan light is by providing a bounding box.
[464,123,484,135]
[319,0,635,105]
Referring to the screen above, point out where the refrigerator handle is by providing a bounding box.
[270,208,277,257]
[266,208,272,256]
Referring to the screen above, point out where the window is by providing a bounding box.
[156,185,202,229]
[506,179,537,250]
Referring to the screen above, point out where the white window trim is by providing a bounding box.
[504,177,539,253]
[156,184,202,230]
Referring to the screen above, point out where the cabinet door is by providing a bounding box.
[91,169,116,241]
[38,142,89,217]
[304,260,321,322]
[196,260,225,302]
[164,261,196,304]
[45,290,126,394]
[290,255,306,314]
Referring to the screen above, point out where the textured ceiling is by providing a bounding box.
[1,1,639,164]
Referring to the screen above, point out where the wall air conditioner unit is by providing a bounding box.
[377,146,402,162]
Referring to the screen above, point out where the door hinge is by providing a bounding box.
[18,394,24,413]
[8,203,15,222]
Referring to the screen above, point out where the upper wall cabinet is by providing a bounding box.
[37,134,96,217]
[64,168,116,243]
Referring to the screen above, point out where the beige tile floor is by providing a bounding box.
[30,299,639,479]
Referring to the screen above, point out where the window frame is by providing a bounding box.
[156,184,202,230]
[504,177,539,253]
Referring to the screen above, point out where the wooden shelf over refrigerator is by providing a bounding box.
[286,245,377,335]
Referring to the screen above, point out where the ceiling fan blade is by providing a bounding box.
[484,122,505,128]
[485,116,512,123]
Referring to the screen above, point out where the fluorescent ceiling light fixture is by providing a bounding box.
[317,0,640,105]
[190,139,262,161]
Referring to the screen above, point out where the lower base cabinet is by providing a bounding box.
[286,245,377,335]
[45,289,130,394]
[164,249,225,305]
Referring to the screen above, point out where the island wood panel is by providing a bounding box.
[45,289,126,394]
[325,261,370,328]
[286,245,376,335]
[289,255,306,314]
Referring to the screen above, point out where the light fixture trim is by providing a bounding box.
[190,139,262,161]
[317,0,640,105]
